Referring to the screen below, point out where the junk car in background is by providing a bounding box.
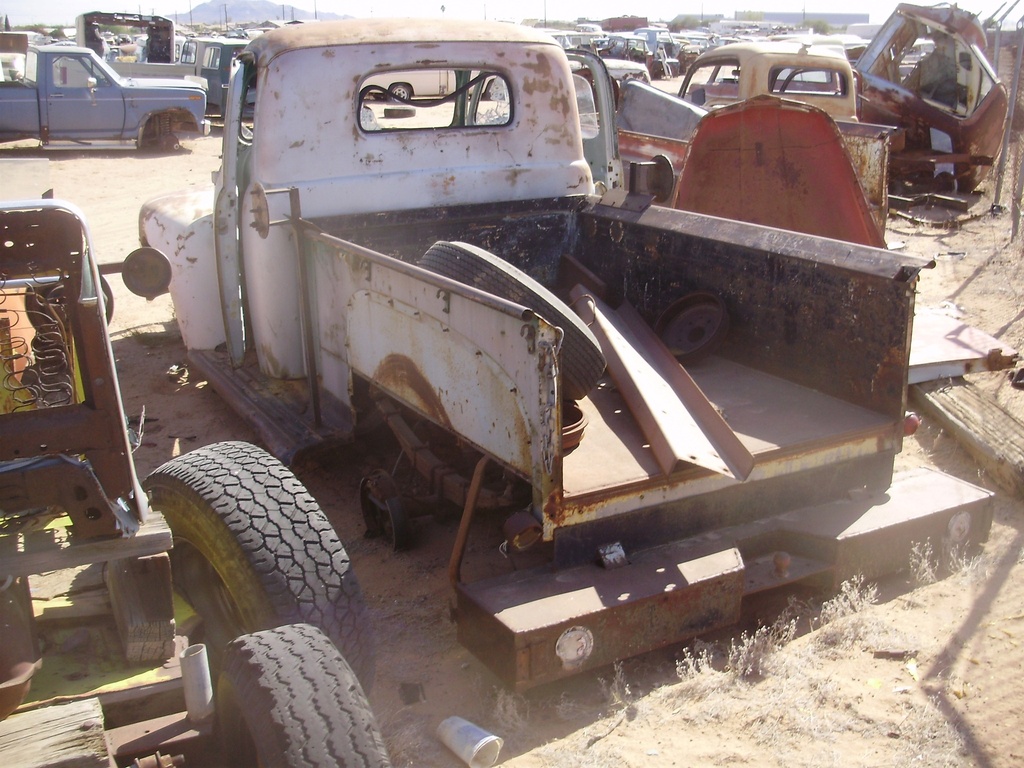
[855,2,1008,193]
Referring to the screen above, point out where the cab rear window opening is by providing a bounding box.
[357,67,512,132]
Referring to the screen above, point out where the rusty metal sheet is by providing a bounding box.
[836,119,895,233]
[673,97,888,248]
[570,287,752,480]
[456,543,745,690]
[457,464,991,689]
[909,307,1019,384]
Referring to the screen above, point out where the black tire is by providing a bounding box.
[218,624,391,768]
[145,441,374,689]
[388,83,413,101]
[418,241,606,400]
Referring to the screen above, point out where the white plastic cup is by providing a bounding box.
[436,715,504,767]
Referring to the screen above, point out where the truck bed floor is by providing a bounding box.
[563,355,893,497]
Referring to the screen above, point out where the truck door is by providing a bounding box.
[565,51,623,191]
[199,44,237,113]
[45,53,125,139]
[214,56,254,365]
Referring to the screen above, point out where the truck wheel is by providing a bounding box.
[144,441,375,689]
[388,83,413,101]
[218,624,391,768]
[419,241,606,400]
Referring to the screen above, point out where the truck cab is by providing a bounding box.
[679,40,858,121]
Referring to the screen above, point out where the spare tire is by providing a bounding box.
[419,241,605,400]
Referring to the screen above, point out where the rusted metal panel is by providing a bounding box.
[308,230,560,500]
[836,119,895,232]
[569,288,754,480]
[575,200,925,414]
[457,466,991,689]
[673,97,888,248]
[456,544,745,690]
[855,3,1008,193]
[909,308,1019,383]
[618,93,891,247]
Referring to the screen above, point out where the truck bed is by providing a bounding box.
[564,354,893,498]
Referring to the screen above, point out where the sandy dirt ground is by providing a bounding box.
[4,75,1024,767]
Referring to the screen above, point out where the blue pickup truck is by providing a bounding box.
[0,42,209,149]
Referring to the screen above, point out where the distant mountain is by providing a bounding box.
[182,1,348,26]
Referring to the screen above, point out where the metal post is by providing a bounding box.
[991,6,1022,209]
[994,19,1024,212]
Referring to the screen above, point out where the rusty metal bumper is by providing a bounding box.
[455,466,992,690]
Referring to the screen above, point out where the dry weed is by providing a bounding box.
[553,691,590,722]
[888,696,967,767]
[727,618,797,679]
[598,662,633,709]
[812,575,891,654]
[490,687,530,738]
[375,707,433,768]
[910,539,939,585]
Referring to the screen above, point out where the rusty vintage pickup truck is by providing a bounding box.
[128,19,993,691]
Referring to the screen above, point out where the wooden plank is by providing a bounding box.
[20,626,184,711]
[0,697,110,768]
[33,589,112,622]
[911,378,1024,496]
[0,512,171,579]
[31,564,112,622]
[106,553,176,664]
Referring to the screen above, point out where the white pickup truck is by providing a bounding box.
[129,19,992,691]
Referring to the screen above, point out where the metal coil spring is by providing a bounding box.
[0,280,74,411]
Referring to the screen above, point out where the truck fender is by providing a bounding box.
[136,108,199,149]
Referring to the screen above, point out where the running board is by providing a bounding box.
[188,349,354,464]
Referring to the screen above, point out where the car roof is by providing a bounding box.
[248,18,560,65]
[692,40,850,66]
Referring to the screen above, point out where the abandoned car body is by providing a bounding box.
[855,2,1008,192]
[678,40,859,121]
[132,19,993,690]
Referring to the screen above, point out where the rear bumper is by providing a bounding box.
[456,466,993,690]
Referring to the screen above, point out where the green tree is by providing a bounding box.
[808,19,832,35]
[671,15,703,31]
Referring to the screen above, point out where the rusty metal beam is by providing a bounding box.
[570,286,753,480]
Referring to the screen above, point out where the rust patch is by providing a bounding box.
[373,353,452,430]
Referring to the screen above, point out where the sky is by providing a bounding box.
[0,0,1009,29]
